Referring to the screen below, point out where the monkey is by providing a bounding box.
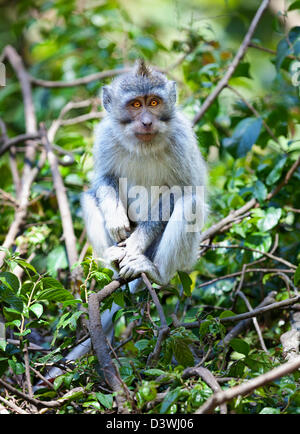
[33,60,207,388]
[81,59,207,312]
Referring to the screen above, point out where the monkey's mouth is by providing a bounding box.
[135,132,157,142]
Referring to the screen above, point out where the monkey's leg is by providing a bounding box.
[151,194,203,284]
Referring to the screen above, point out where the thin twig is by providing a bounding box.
[141,273,167,327]
[192,0,270,125]
[0,395,29,414]
[196,268,294,292]
[0,46,41,268]
[179,294,300,328]
[226,84,279,143]
[182,367,227,414]
[0,132,41,157]
[40,123,79,275]
[237,291,269,353]
[30,68,130,88]
[142,273,170,367]
[0,378,62,409]
[199,242,296,270]
[196,356,300,414]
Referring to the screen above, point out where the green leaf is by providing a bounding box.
[46,246,68,277]
[160,387,181,414]
[91,270,111,284]
[36,277,74,302]
[173,339,194,367]
[257,207,282,232]
[113,291,125,307]
[259,407,280,414]
[253,180,268,202]
[8,359,25,375]
[0,272,20,292]
[29,303,43,318]
[219,310,236,320]
[294,264,300,286]
[178,271,192,296]
[266,156,287,185]
[0,272,23,312]
[53,375,64,391]
[223,117,262,157]
[14,259,37,274]
[135,339,150,352]
[275,27,300,69]
[144,368,166,377]
[230,338,250,356]
[95,392,113,409]
[288,1,300,10]
[232,62,251,78]
[0,339,7,351]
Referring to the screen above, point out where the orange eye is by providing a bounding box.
[150,99,158,106]
[132,101,141,108]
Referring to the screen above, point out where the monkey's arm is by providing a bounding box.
[122,221,165,255]
[94,174,130,243]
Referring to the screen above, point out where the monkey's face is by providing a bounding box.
[101,64,177,152]
[124,95,165,143]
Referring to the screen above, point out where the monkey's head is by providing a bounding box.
[101,59,177,151]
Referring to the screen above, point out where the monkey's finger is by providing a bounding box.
[118,227,128,241]
[109,228,120,243]
[119,265,134,279]
[118,241,126,247]
[119,254,138,268]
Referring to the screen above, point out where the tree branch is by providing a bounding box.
[192,0,270,125]
[30,68,130,88]
[40,123,78,273]
[196,356,300,414]
[87,278,130,413]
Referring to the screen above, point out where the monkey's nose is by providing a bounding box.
[142,120,152,127]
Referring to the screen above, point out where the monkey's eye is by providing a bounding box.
[150,99,159,107]
[132,100,141,108]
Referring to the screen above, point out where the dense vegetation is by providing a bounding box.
[0,0,299,415]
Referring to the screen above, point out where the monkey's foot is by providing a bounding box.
[105,245,126,266]
[119,254,163,285]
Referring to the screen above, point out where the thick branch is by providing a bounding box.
[87,278,130,413]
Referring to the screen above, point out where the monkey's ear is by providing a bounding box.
[101,85,113,112]
[168,81,177,105]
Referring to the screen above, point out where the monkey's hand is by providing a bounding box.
[105,245,126,266]
[119,254,163,285]
[105,210,130,243]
